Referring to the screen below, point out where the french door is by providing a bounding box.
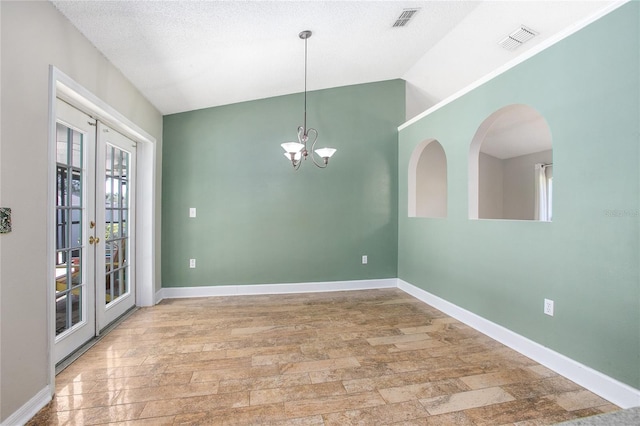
[54,101,97,363]
[95,122,137,330]
[54,100,137,364]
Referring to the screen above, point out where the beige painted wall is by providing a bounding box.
[0,1,162,421]
[405,82,437,121]
[503,150,553,220]
[478,152,504,219]
[479,150,552,220]
[416,141,447,218]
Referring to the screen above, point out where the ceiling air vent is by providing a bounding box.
[393,8,420,28]
[498,25,538,50]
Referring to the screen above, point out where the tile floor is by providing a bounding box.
[29,289,619,425]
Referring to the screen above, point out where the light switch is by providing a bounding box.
[189,208,196,218]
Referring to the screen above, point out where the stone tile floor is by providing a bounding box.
[28,289,619,425]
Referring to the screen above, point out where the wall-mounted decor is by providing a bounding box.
[0,207,12,233]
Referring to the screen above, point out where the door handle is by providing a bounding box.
[89,236,100,245]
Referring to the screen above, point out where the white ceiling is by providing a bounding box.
[51,0,618,118]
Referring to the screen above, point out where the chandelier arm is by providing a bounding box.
[297,125,306,145]
[308,128,327,168]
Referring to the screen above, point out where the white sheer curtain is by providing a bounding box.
[534,163,552,221]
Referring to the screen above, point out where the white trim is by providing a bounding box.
[398,0,629,131]
[55,81,155,145]
[0,386,51,426]
[397,279,640,409]
[46,65,58,397]
[135,139,156,308]
[155,289,164,305]
[158,279,397,300]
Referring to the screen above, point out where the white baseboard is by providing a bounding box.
[398,279,640,409]
[1,385,51,426]
[157,278,397,301]
[154,289,164,305]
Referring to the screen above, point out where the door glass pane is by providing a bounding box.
[56,166,67,207]
[113,210,122,233]
[55,123,85,336]
[71,170,82,207]
[112,268,121,299]
[56,293,69,334]
[55,250,69,293]
[113,152,120,209]
[121,173,128,208]
[104,144,130,306]
[56,124,68,163]
[106,271,114,303]
[71,249,82,286]
[71,208,82,248]
[72,129,83,168]
[56,209,69,250]
[70,286,82,327]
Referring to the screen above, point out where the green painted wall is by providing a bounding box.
[163,80,404,287]
[398,3,639,388]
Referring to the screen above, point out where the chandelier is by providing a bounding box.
[281,30,336,170]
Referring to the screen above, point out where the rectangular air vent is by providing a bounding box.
[498,25,538,50]
[393,8,420,27]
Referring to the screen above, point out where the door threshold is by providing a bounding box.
[55,306,138,375]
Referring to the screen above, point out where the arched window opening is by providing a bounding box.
[469,104,552,221]
[409,139,447,218]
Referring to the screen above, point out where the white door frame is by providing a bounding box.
[47,66,157,392]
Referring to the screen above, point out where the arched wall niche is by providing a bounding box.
[408,139,448,218]
[469,104,553,220]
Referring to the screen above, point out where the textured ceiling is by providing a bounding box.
[51,1,618,117]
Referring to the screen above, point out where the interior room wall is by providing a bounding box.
[162,80,404,288]
[503,149,552,220]
[405,82,437,121]
[0,1,162,421]
[478,152,504,219]
[398,1,639,391]
[478,149,553,221]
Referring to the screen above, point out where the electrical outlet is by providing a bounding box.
[189,259,196,268]
[189,208,197,218]
[544,298,554,316]
[362,255,368,265]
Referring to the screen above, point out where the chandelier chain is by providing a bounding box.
[303,34,308,137]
